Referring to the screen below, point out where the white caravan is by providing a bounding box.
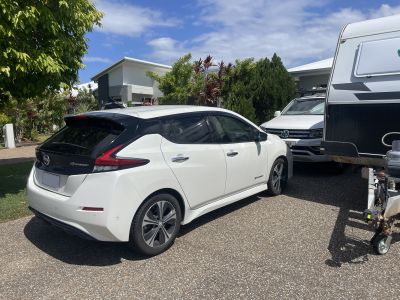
[321,14,400,255]
[322,14,400,165]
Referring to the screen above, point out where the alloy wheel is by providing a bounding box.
[271,161,285,193]
[141,200,177,248]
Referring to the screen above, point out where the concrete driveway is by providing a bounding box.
[1,163,400,299]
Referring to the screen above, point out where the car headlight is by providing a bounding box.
[309,128,323,138]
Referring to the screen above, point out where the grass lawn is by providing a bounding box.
[0,161,33,223]
[36,134,51,143]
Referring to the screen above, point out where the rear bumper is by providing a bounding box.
[26,167,143,242]
[27,181,117,241]
[285,138,331,162]
[29,207,96,241]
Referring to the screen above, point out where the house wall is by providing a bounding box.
[153,81,163,98]
[294,73,330,92]
[97,74,109,106]
[109,85,124,100]
[95,60,171,107]
[123,63,154,86]
[108,66,123,86]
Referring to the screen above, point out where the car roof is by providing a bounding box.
[89,105,232,119]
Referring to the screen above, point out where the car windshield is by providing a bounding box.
[282,98,325,115]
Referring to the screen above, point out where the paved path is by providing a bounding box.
[0,145,36,165]
[1,164,400,299]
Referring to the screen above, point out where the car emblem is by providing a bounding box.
[42,154,50,166]
[281,130,290,139]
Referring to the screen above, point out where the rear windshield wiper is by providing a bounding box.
[50,142,88,150]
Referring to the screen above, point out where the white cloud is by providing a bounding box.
[370,4,400,18]
[147,37,187,61]
[83,56,112,63]
[95,0,179,37]
[147,1,400,67]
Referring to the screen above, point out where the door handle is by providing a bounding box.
[227,151,238,157]
[171,156,189,163]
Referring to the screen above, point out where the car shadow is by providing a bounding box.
[24,217,148,266]
[286,162,399,267]
[178,195,261,237]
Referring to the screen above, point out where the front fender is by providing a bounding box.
[266,134,293,179]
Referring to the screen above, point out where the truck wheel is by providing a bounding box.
[129,193,181,256]
[267,158,287,196]
[372,234,391,255]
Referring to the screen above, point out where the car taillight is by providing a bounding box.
[93,144,149,173]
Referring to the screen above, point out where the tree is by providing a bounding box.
[252,54,296,122]
[0,0,103,103]
[3,91,67,141]
[149,53,231,106]
[194,56,231,106]
[149,52,294,124]
[222,59,258,123]
[67,87,98,114]
[148,53,195,105]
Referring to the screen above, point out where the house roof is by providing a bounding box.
[288,57,333,75]
[91,57,172,81]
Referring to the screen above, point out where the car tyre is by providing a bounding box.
[267,158,287,196]
[129,193,182,256]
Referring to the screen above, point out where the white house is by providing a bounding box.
[91,57,172,106]
[288,57,333,93]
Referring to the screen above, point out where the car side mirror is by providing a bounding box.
[254,131,261,142]
[274,111,281,117]
[254,131,267,142]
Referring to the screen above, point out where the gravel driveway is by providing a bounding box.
[1,163,400,299]
[0,145,36,165]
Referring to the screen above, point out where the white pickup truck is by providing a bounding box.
[260,95,330,162]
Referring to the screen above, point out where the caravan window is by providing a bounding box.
[355,37,400,77]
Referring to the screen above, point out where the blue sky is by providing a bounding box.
[79,0,400,83]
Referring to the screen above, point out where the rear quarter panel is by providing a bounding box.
[111,134,190,239]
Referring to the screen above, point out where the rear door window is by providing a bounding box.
[163,115,212,144]
[138,119,161,136]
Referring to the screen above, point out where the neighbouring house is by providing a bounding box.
[288,58,333,93]
[91,57,172,107]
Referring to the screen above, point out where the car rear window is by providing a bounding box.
[41,117,126,156]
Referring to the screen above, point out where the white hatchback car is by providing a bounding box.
[27,105,292,255]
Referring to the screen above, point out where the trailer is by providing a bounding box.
[321,14,400,255]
